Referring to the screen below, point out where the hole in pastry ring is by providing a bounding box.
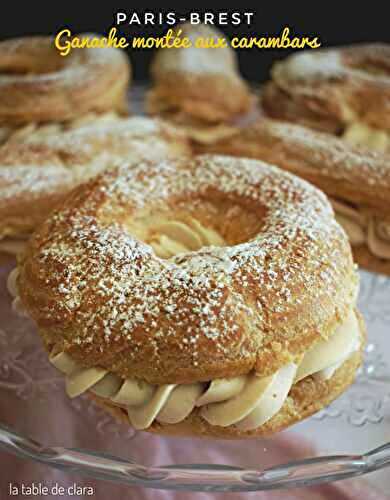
[0,34,131,124]
[17,155,358,386]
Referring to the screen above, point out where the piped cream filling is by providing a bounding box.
[7,218,361,431]
[148,90,260,145]
[0,112,121,145]
[148,94,238,144]
[331,199,390,260]
[148,218,225,258]
[46,309,360,431]
[7,267,28,317]
[342,122,390,153]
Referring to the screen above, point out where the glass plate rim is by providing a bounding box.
[1,423,390,492]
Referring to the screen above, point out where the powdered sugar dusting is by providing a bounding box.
[0,165,74,205]
[280,51,343,81]
[249,120,390,192]
[153,23,238,76]
[23,116,161,150]
[0,117,189,214]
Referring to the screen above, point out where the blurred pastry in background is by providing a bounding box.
[0,34,131,145]
[197,118,390,275]
[0,117,190,255]
[147,23,256,145]
[262,44,390,152]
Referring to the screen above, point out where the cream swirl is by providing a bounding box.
[337,121,390,258]
[368,218,390,260]
[7,267,28,317]
[331,199,390,259]
[276,51,343,82]
[48,309,360,431]
[342,121,390,153]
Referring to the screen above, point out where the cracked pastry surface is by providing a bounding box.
[262,44,390,152]
[0,34,131,131]
[147,23,254,144]
[13,155,364,437]
[0,116,191,253]
[197,118,390,275]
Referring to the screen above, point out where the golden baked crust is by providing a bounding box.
[18,155,358,385]
[262,44,390,132]
[147,23,252,126]
[196,118,390,212]
[0,35,131,125]
[262,82,341,134]
[148,73,251,124]
[0,117,191,239]
[0,111,124,147]
[90,316,364,438]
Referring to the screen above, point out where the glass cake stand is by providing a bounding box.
[0,253,389,493]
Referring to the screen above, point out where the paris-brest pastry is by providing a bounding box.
[0,34,131,145]
[147,23,254,144]
[10,155,364,437]
[262,44,390,152]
